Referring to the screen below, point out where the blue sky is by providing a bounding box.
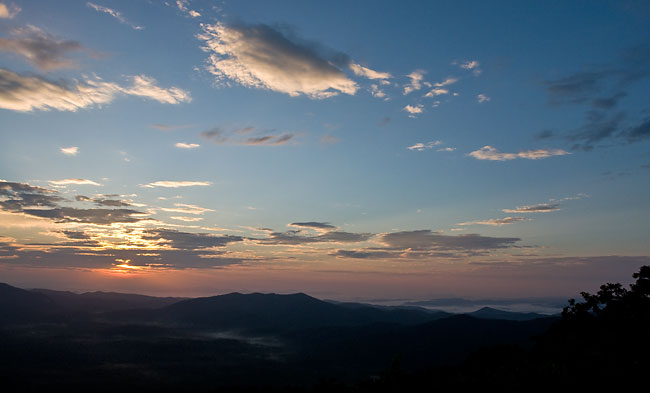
[1,0,649,300]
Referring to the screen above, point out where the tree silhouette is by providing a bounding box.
[562,265,650,321]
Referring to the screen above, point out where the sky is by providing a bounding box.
[1,0,649,302]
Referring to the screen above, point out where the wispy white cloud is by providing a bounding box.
[349,63,392,80]
[142,181,212,188]
[403,104,423,117]
[175,142,200,149]
[176,1,201,18]
[170,216,204,222]
[407,141,441,151]
[0,68,190,112]
[369,83,387,99]
[60,146,78,156]
[434,77,458,87]
[437,147,456,152]
[201,126,294,146]
[468,146,571,161]
[0,25,82,71]
[49,178,101,186]
[477,93,490,103]
[424,88,449,97]
[458,60,482,76]
[460,60,479,70]
[458,217,529,226]
[125,75,191,104]
[87,2,143,30]
[197,22,358,98]
[403,70,425,95]
[160,203,214,214]
[503,203,561,213]
[0,2,20,19]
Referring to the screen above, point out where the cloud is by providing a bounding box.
[0,180,63,211]
[87,2,143,30]
[379,230,520,251]
[1,180,150,225]
[424,88,448,97]
[142,181,212,188]
[150,123,194,131]
[49,178,101,186]
[142,229,243,250]
[201,126,294,146]
[330,249,396,259]
[75,195,131,207]
[176,1,201,18]
[60,146,78,156]
[541,45,650,149]
[170,216,204,222]
[197,22,358,98]
[369,84,387,98]
[407,141,442,151]
[458,217,529,226]
[0,68,190,112]
[0,3,20,19]
[502,203,561,213]
[175,142,200,149]
[434,77,458,87]
[124,75,191,104]
[468,146,570,161]
[437,147,455,152]
[458,60,482,76]
[253,223,372,245]
[403,70,425,95]
[160,203,214,214]
[289,221,337,231]
[333,229,522,260]
[0,25,83,71]
[349,63,391,80]
[24,207,147,225]
[477,93,490,103]
[567,110,626,150]
[403,104,423,117]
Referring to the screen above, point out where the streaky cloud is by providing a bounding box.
[49,178,101,186]
[503,203,560,213]
[142,181,212,188]
[87,2,143,30]
[468,146,570,161]
[0,3,20,19]
[0,68,190,112]
[60,146,78,156]
[349,63,391,80]
[197,22,358,98]
[458,217,529,226]
[0,25,82,71]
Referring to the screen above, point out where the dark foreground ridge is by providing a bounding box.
[1,266,648,392]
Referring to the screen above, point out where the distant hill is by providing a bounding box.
[31,288,185,313]
[467,306,550,321]
[0,283,59,323]
[157,292,449,332]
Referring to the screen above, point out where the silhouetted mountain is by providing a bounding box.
[0,281,563,392]
[157,292,448,332]
[32,288,185,313]
[403,297,566,314]
[326,299,451,315]
[0,282,59,323]
[467,306,549,321]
